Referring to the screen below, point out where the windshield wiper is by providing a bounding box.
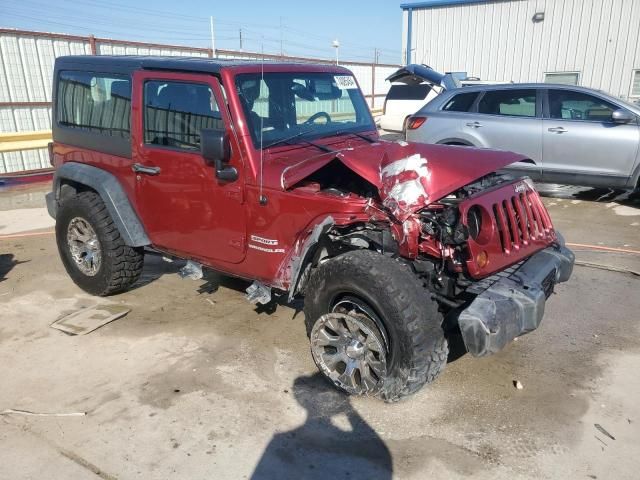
[262,130,311,149]
[297,139,334,153]
[333,130,376,143]
[262,129,334,153]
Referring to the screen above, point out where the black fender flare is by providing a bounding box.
[48,162,150,247]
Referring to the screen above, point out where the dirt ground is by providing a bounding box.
[0,182,639,480]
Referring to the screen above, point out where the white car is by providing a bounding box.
[378,65,498,132]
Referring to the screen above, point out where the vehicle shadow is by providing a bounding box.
[535,183,640,207]
[250,373,393,480]
[0,253,28,283]
[197,269,306,317]
[129,251,184,291]
[128,253,302,315]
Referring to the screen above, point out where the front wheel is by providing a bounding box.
[303,250,449,401]
[56,191,144,296]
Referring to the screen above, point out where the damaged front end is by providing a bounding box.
[375,144,574,357]
[283,140,574,357]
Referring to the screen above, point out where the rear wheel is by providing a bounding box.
[56,191,144,296]
[304,250,449,401]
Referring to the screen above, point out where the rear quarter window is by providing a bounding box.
[57,71,131,138]
[442,92,478,112]
[386,84,432,101]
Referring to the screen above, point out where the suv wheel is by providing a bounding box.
[304,250,449,401]
[56,191,144,296]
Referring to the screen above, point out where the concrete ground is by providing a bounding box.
[0,181,639,480]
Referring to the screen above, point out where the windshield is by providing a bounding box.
[235,72,375,148]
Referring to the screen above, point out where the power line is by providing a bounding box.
[1,17,211,47]
[6,11,208,38]
[2,0,400,62]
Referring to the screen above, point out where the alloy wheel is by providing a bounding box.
[310,304,387,395]
[66,217,102,276]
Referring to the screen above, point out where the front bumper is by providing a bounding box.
[458,239,575,357]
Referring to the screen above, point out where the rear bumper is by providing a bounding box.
[378,114,404,132]
[458,238,574,357]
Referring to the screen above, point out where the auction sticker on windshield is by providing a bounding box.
[334,75,357,89]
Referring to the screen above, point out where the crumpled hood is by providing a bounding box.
[277,140,529,220]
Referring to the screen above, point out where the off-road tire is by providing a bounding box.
[304,250,448,401]
[56,191,144,296]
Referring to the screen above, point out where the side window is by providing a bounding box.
[478,89,537,117]
[631,70,640,99]
[544,72,580,85]
[57,71,131,138]
[548,90,617,122]
[144,81,222,150]
[442,92,478,112]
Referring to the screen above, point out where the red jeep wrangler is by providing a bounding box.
[47,56,574,401]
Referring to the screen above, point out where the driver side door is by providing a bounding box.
[131,71,246,264]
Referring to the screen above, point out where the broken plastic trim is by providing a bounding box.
[287,216,335,302]
[246,281,272,305]
[179,260,204,280]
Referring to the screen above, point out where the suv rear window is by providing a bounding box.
[442,92,478,112]
[57,71,131,138]
[478,89,537,117]
[386,84,432,101]
[144,80,223,150]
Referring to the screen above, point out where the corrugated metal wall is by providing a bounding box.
[0,29,397,174]
[403,0,640,98]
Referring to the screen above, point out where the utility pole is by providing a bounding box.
[332,39,340,66]
[239,28,243,51]
[279,17,284,57]
[374,48,380,64]
[372,49,377,109]
[209,16,216,57]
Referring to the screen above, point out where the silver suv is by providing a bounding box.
[405,83,640,190]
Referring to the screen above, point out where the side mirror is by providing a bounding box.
[200,128,238,182]
[611,109,635,124]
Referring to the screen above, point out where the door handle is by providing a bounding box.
[132,163,161,175]
[548,126,567,133]
[466,121,482,128]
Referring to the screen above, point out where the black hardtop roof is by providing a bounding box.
[54,55,351,75]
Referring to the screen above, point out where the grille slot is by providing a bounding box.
[492,190,551,254]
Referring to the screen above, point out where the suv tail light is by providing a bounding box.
[406,116,427,130]
[383,97,388,115]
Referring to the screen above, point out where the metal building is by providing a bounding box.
[401,0,640,100]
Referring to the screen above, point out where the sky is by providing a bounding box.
[0,0,405,64]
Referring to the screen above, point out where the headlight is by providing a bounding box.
[467,206,483,240]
